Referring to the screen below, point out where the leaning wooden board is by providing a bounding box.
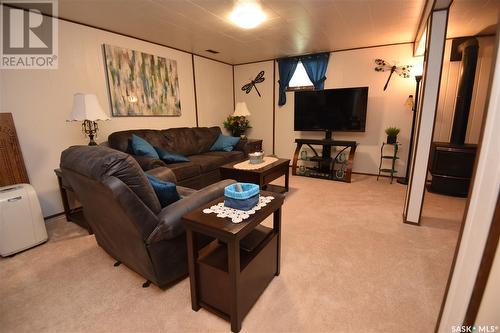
[0,113,29,186]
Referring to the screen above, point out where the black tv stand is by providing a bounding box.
[292,138,357,182]
[322,131,333,160]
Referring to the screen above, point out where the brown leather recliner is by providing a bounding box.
[60,145,235,288]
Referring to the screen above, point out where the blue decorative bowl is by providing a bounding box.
[224,183,260,211]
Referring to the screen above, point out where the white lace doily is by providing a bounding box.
[202,196,274,223]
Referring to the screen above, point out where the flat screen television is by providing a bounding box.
[294,87,368,133]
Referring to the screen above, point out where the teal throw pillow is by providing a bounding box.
[210,134,240,152]
[146,174,180,208]
[154,146,190,163]
[131,134,159,159]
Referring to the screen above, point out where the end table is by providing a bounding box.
[54,169,92,234]
[182,191,284,332]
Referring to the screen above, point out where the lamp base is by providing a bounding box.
[83,120,99,146]
[88,134,97,146]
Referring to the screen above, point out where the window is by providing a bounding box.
[287,61,313,90]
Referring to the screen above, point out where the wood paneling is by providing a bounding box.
[0,113,29,186]
[434,37,495,144]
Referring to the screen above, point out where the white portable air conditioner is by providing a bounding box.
[0,184,48,256]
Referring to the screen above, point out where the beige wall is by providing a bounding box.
[435,36,496,144]
[276,44,423,175]
[0,20,232,217]
[194,56,234,130]
[233,61,274,154]
[232,44,423,175]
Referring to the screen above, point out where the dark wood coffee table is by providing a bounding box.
[220,157,290,193]
[183,191,284,333]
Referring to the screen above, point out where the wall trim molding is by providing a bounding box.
[232,66,235,111]
[233,42,415,66]
[272,60,276,154]
[192,55,199,127]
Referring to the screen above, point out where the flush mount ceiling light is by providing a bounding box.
[229,1,266,29]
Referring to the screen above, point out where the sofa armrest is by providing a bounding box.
[177,186,196,197]
[146,179,236,244]
[131,154,167,170]
[146,167,177,183]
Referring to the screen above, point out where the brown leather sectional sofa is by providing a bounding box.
[108,126,252,189]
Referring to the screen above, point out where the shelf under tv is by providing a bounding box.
[292,138,357,183]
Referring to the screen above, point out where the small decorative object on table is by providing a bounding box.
[385,126,400,144]
[300,150,308,160]
[224,182,259,211]
[248,151,264,164]
[225,102,252,137]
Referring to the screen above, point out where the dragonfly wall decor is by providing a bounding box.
[374,59,412,91]
[241,70,265,97]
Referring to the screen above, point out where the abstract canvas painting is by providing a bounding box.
[103,44,181,116]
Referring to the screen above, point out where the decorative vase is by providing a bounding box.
[232,129,243,137]
[300,150,308,160]
[387,135,397,144]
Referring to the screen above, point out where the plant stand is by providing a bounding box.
[377,142,399,184]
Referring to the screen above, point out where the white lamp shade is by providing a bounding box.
[233,102,251,117]
[68,93,110,121]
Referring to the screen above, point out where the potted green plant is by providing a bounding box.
[385,126,400,144]
[224,115,252,137]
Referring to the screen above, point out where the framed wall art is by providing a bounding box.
[103,44,181,116]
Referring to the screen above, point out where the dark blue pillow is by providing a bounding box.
[146,174,180,208]
[131,134,159,159]
[154,146,190,163]
[210,134,240,152]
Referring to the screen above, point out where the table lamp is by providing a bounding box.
[68,93,110,146]
[233,102,251,117]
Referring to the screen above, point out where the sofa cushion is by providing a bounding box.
[210,134,240,152]
[146,174,180,208]
[154,146,190,163]
[203,150,245,164]
[166,162,201,181]
[108,130,169,154]
[132,134,160,159]
[161,127,221,156]
[188,154,229,173]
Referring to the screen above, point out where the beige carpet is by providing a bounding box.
[0,175,466,333]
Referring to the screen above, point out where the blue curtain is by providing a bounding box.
[277,57,299,106]
[301,53,330,90]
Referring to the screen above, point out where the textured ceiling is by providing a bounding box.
[447,0,500,38]
[9,0,500,64]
